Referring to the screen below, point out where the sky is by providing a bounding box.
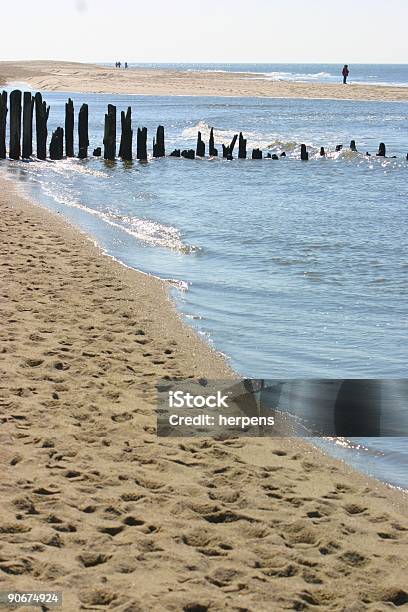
[1,0,407,64]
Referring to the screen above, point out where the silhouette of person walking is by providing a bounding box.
[342,64,349,84]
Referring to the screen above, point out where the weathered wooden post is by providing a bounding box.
[137,127,147,161]
[320,147,326,156]
[0,91,7,159]
[238,132,247,159]
[78,103,89,159]
[65,98,74,157]
[103,104,116,160]
[252,148,262,159]
[377,142,386,157]
[22,92,34,159]
[35,92,49,160]
[157,125,165,157]
[209,127,218,156]
[153,126,165,158]
[300,144,309,161]
[119,107,132,161]
[9,90,22,160]
[181,149,195,159]
[49,127,64,160]
[350,140,357,151]
[223,134,238,158]
[196,131,205,157]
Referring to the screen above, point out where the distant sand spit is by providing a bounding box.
[1,60,408,101]
[0,176,408,609]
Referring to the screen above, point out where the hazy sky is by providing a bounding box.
[2,0,407,64]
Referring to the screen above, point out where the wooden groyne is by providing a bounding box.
[0,89,406,164]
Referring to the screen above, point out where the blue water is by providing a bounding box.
[1,85,407,489]
[103,63,408,87]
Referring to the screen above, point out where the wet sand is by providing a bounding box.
[0,175,408,610]
[1,60,408,102]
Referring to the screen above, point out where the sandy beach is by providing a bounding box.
[0,175,407,611]
[1,61,408,102]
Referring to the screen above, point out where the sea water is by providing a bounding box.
[2,86,407,489]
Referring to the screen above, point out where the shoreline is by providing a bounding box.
[1,60,408,102]
[1,173,408,608]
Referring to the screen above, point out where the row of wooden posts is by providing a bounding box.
[0,89,253,162]
[0,89,399,163]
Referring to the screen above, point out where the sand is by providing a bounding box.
[0,61,408,102]
[0,175,408,611]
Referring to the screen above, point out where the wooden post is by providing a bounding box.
[320,147,325,156]
[65,98,74,157]
[78,104,89,159]
[181,149,195,159]
[350,140,357,151]
[103,104,116,160]
[209,127,218,156]
[196,131,205,157]
[228,134,238,157]
[119,107,132,161]
[0,91,7,159]
[300,144,309,161]
[22,92,34,159]
[377,142,386,157]
[252,148,262,159]
[153,125,165,158]
[137,127,147,161]
[49,127,64,160]
[223,134,238,158]
[9,90,22,160]
[35,92,49,160]
[238,132,247,159]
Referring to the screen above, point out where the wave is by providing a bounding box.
[181,122,357,158]
[182,121,280,150]
[186,68,334,80]
[254,71,333,82]
[8,166,197,254]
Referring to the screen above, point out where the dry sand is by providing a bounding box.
[0,175,408,611]
[0,61,408,102]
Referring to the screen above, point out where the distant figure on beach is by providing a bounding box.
[342,64,349,84]
[125,62,128,69]
[118,61,122,68]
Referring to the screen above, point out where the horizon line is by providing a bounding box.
[1,59,408,66]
